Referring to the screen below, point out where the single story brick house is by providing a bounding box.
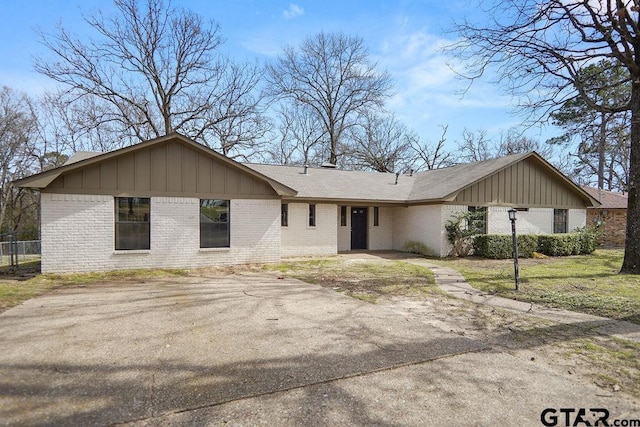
[582,186,628,247]
[15,133,598,273]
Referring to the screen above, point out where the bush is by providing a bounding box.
[473,234,538,259]
[445,210,485,257]
[537,234,581,256]
[517,235,539,258]
[575,227,598,255]
[473,235,512,259]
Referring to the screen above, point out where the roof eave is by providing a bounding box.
[13,133,298,197]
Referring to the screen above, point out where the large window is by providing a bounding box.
[115,197,150,250]
[553,209,568,233]
[467,206,487,234]
[200,199,230,248]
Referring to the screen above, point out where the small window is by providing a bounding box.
[200,199,230,248]
[340,206,347,226]
[115,197,150,250]
[553,209,568,233]
[374,207,379,226]
[281,203,288,227]
[309,204,316,227]
[467,206,487,234]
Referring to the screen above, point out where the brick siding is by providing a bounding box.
[41,194,280,273]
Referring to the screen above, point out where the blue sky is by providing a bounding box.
[0,0,553,149]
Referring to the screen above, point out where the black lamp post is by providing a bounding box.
[508,208,520,291]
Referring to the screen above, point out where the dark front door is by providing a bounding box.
[351,207,368,250]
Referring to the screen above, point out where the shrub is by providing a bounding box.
[517,234,539,258]
[445,210,485,257]
[537,234,581,256]
[575,227,598,254]
[473,234,538,259]
[473,235,512,259]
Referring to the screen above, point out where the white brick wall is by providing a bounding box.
[41,193,280,273]
[488,207,587,235]
[568,209,587,232]
[392,204,463,257]
[369,207,393,250]
[488,207,554,235]
[281,202,337,257]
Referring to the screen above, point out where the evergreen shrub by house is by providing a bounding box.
[473,234,538,259]
[536,229,598,256]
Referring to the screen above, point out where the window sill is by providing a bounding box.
[199,247,231,252]
[113,250,150,255]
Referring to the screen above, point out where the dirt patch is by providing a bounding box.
[278,254,640,400]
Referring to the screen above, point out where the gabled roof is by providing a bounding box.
[582,186,628,209]
[15,134,597,207]
[248,152,598,206]
[246,163,415,202]
[409,153,532,202]
[14,133,297,197]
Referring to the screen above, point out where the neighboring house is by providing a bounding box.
[582,186,628,247]
[15,133,598,273]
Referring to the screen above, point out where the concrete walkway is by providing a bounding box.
[402,257,640,344]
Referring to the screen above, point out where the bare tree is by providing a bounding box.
[450,0,640,273]
[456,129,492,163]
[35,0,265,157]
[268,103,326,166]
[410,125,454,170]
[0,87,38,237]
[457,128,555,164]
[265,32,393,165]
[348,112,415,172]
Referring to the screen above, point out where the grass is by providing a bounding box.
[0,266,189,313]
[429,249,640,324]
[267,258,439,303]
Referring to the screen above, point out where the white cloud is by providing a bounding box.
[374,26,519,143]
[283,4,304,19]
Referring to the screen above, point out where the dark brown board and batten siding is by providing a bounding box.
[453,157,589,208]
[45,140,278,199]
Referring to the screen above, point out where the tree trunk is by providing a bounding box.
[621,79,640,274]
[598,112,606,189]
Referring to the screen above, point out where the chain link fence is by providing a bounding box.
[0,234,41,270]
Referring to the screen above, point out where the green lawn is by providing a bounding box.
[430,249,640,324]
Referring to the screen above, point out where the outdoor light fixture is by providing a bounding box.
[508,208,520,291]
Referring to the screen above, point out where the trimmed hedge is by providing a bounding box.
[473,230,597,259]
[537,231,598,256]
[473,234,538,259]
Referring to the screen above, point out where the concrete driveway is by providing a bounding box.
[0,271,638,426]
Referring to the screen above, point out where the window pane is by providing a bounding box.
[200,199,230,248]
[467,206,487,234]
[553,209,568,233]
[374,207,379,226]
[309,204,316,227]
[340,206,347,226]
[281,203,288,227]
[115,197,150,250]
